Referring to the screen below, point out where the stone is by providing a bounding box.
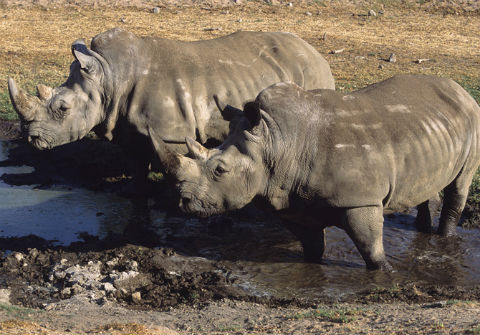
[0,289,10,305]
[103,282,116,292]
[13,252,23,262]
[132,291,142,303]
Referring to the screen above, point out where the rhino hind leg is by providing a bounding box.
[284,222,326,263]
[343,206,393,271]
[415,194,441,233]
[437,169,475,236]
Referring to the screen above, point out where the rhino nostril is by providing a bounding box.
[179,197,191,208]
[28,135,39,143]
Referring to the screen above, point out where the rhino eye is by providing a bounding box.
[59,105,69,112]
[214,165,228,177]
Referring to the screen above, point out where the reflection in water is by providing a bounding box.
[0,140,133,244]
[1,140,480,300]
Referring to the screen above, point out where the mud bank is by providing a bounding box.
[1,122,480,334]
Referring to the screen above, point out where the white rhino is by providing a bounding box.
[8,28,334,180]
[150,75,480,270]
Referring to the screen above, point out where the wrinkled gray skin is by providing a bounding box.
[8,28,334,180]
[150,75,480,270]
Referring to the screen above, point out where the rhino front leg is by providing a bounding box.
[343,206,392,271]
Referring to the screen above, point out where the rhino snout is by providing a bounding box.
[179,194,192,212]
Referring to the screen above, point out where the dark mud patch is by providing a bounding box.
[0,242,305,311]
[1,120,480,313]
[2,236,480,312]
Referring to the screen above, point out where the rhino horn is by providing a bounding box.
[213,94,243,121]
[36,84,53,101]
[185,136,209,160]
[148,126,181,175]
[8,77,42,122]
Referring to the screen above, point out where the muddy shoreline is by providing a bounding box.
[1,121,480,333]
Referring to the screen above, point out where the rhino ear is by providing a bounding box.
[185,136,209,160]
[72,39,99,73]
[213,95,243,121]
[243,103,270,142]
[243,101,261,129]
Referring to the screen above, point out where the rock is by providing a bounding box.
[203,27,223,31]
[103,282,116,292]
[127,260,139,271]
[368,9,377,16]
[378,64,385,69]
[44,303,56,311]
[60,287,72,297]
[0,289,11,305]
[131,291,142,303]
[152,7,160,14]
[106,258,119,268]
[13,252,24,262]
[28,248,39,259]
[305,11,312,16]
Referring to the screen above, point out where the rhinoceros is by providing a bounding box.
[149,75,480,270]
[8,28,334,180]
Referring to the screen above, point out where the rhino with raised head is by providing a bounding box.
[8,28,334,179]
[149,75,480,270]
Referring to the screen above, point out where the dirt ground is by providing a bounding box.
[1,0,480,334]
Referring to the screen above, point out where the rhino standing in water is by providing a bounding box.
[8,28,334,180]
[150,75,480,270]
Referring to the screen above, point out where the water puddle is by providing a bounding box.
[1,139,480,301]
[0,140,133,244]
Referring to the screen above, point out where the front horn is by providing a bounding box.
[8,77,41,122]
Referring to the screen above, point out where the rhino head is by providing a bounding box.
[8,39,110,150]
[149,98,273,217]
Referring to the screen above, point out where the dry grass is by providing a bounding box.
[0,1,478,115]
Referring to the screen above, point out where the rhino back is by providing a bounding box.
[322,75,480,209]
[258,76,480,211]
[92,29,334,145]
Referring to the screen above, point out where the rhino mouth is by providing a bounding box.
[28,135,51,150]
[25,128,55,150]
[178,191,221,218]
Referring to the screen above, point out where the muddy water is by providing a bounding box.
[1,139,480,301]
[0,140,133,244]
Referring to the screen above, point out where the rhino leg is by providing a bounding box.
[415,194,441,233]
[343,206,392,271]
[437,169,475,236]
[284,222,326,263]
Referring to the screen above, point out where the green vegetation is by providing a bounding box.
[0,90,15,121]
[467,324,480,335]
[289,307,360,323]
[0,303,38,319]
[216,324,242,332]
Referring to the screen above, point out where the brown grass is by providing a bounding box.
[0,1,478,100]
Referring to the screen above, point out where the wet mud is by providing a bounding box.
[1,123,480,313]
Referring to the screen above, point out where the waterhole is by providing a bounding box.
[1,139,480,301]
